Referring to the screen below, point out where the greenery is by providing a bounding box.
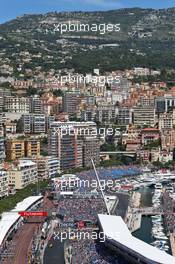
[27,87,38,96]
[100,143,116,151]
[0,180,49,215]
[143,139,161,150]
[52,89,64,97]
[1,8,175,74]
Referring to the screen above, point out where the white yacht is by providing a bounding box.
[155,183,163,190]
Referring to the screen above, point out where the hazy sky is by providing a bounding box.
[0,0,175,23]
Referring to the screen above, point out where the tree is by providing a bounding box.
[52,89,64,97]
[27,87,38,96]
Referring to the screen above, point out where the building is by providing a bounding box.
[5,139,25,160]
[35,156,60,179]
[5,139,40,160]
[8,159,38,189]
[0,196,43,248]
[139,96,154,107]
[161,129,175,151]
[155,96,175,113]
[48,128,77,171]
[96,103,116,123]
[63,92,79,117]
[125,140,141,152]
[133,106,156,127]
[98,214,174,264]
[18,114,55,134]
[48,121,99,170]
[30,96,43,114]
[151,149,173,163]
[117,107,133,125]
[141,128,160,145]
[0,138,5,161]
[83,137,100,167]
[81,109,96,122]
[0,170,8,198]
[25,139,40,158]
[159,110,175,129]
[4,96,30,113]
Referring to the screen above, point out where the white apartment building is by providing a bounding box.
[35,156,60,179]
[0,138,5,161]
[0,170,8,198]
[9,159,38,190]
[158,109,175,129]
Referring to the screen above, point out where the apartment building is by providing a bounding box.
[96,103,116,123]
[155,96,175,113]
[83,137,100,167]
[25,139,40,158]
[0,137,5,161]
[34,156,60,179]
[63,92,79,117]
[0,170,8,198]
[48,129,77,170]
[30,96,43,114]
[18,114,55,134]
[5,139,25,160]
[48,121,99,170]
[161,129,175,151]
[8,159,38,189]
[117,107,133,125]
[133,106,156,127]
[158,109,175,129]
[5,138,40,160]
[4,96,30,113]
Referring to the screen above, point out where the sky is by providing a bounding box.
[0,0,175,24]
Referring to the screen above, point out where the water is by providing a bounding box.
[134,187,172,255]
[133,216,154,244]
[138,187,153,207]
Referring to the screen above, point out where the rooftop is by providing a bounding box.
[0,196,43,246]
[98,214,175,264]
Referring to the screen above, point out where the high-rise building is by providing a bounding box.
[48,128,77,171]
[83,137,100,167]
[30,96,43,114]
[63,92,79,117]
[48,121,99,170]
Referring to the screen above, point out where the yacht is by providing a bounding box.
[155,183,163,190]
[166,184,174,193]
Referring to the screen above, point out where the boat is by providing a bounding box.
[155,183,163,190]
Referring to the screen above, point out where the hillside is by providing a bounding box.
[0,8,175,76]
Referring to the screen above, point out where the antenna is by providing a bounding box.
[91,158,110,215]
